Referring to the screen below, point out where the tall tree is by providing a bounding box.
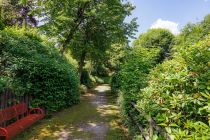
[133,29,174,62]
[40,0,137,81]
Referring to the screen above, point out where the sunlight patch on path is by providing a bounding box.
[94,84,111,93]
[14,84,129,140]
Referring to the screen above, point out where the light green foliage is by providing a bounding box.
[137,35,210,139]
[105,43,127,71]
[0,28,80,112]
[175,14,210,46]
[41,0,136,49]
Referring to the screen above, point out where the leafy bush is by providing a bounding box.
[137,35,210,139]
[111,46,162,132]
[80,69,94,88]
[0,28,80,112]
[112,15,209,139]
[111,29,174,134]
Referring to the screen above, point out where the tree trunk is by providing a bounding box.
[79,51,86,83]
[60,32,74,54]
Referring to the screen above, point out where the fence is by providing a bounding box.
[129,102,171,140]
[0,90,30,110]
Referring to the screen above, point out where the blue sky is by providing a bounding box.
[126,0,210,37]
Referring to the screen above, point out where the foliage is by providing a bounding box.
[0,19,5,30]
[111,45,162,133]
[105,43,127,72]
[133,29,174,62]
[0,0,37,27]
[112,14,209,139]
[39,0,137,83]
[111,29,174,130]
[41,0,137,51]
[137,34,210,139]
[175,14,210,46]
[0,28,80,112]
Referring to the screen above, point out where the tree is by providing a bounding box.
[176,14,210,46]
[40,0,137,81]
[0,0,37,27]
[133,29,174,62]
[105,43,127,72]
[18,0,38,27]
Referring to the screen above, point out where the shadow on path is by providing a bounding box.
[14,84,130,140]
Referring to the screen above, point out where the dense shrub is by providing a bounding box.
[0,28,80,112]
[111,46,162,132]
[80,69,94,88]
[112,15,209,139]
[137,34,210,139]
[0,19,5,30]
[111,29,175,134]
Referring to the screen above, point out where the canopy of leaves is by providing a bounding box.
[175,14,210,46]
[41,0,137,59]
[133,28,174,62]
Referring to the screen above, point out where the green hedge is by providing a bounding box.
[0,28,80,112]
[111,46,162,133]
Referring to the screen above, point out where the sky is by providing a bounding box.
[126,0,210,38]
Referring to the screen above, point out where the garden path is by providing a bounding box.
[14,84,129,140]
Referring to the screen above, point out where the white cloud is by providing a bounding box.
[150,19,180,35]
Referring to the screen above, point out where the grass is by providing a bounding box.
[14,85,130,140]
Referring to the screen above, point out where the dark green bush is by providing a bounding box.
[0,28,80,112]
[80,69,94,88]
[0,19,5,30]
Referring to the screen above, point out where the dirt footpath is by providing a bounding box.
[14,84,130,140]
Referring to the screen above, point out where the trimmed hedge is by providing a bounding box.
[0,28,80,112]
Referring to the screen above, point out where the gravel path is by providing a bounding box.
[14,84,129,140]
